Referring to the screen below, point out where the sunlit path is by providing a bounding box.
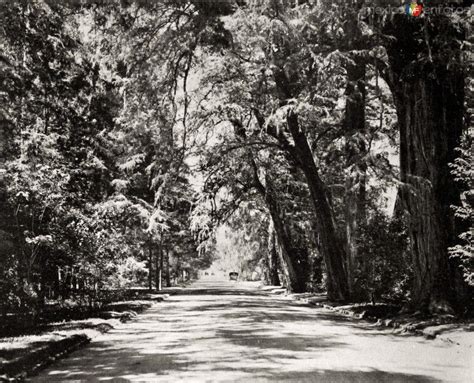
[31,280,472,382]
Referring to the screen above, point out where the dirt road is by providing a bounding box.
[31,280,472,382]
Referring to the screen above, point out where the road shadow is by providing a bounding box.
[30,284,447,382]
[30,340,441,383]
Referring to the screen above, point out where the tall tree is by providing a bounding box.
[381,6,471,312]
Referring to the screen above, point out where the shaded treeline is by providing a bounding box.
[0,0,472,315]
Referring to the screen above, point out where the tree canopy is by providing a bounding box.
[0,0,471,314]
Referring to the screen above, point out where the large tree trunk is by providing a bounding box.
[263,220,283,287]
[147,244,153,291]
[0,123,15,264]
[384,15,468,312]
[268,57,350,300]
[231,119,309,293]
[154,248,160,291]
[286,111,350,301]
[155,234,164,290]
[267,222,281,286]
[343,58,367,299]
[158,240,164,291]
[165,247,171,287]
[252,172,309,293]
[260,176,309,293]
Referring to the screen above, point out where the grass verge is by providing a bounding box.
[0,298,163,381]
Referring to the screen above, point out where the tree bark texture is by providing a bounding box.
[267,223,282,286]
[286,111,350,301]
[259,175,309,293]
[343,58,367,299]
[233,118,309,293]
[148,244,153,291]
[269,62,350,301]
[165,247,171,287]
[384,15,469,312]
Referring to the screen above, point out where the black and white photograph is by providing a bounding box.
[0,0,472,381]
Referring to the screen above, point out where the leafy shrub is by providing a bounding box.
[104,257,148,289]
[449,131,473,286]
[355,212,410,302]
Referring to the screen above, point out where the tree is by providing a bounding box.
[189,94,317,291]
[381,7,471,312]
[0,0,120,305]
[449,130,473,288]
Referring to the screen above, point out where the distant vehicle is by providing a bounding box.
[229,272,238,281]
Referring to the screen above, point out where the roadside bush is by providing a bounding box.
[355,212,410,303]
[104,257,148,289]
[449,130,474,286]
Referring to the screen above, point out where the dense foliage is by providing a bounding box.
[0,0,471,314]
